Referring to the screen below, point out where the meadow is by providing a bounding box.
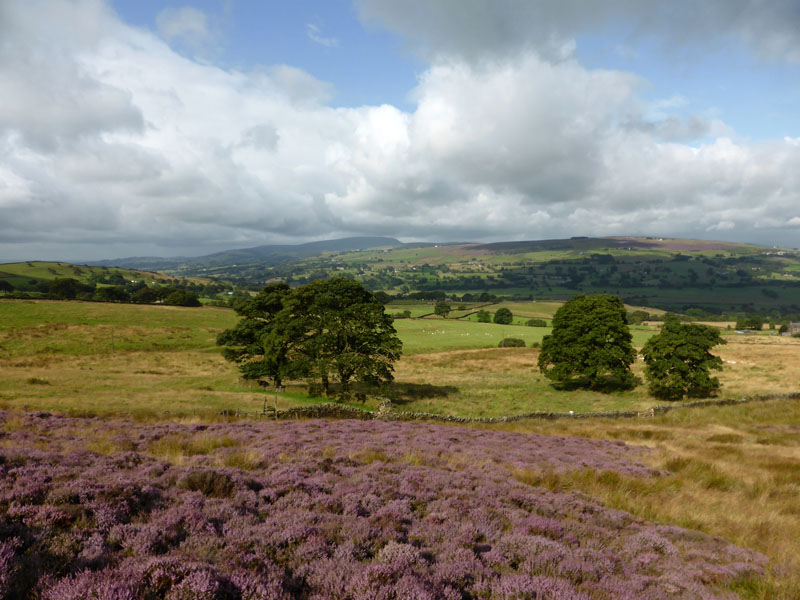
[1,299,796,420]
[2,299,800,597]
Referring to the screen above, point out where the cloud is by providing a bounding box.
[156,6,216,52]
[1,0,800,261]
[355,0,800,64]
[0,0,143,152]
[306,24,339,48]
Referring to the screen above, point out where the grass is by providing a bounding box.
[3,297,800,596]
[479,397,800,599]
[394,317,654,354]
[0,260,213,286]
[2,298,799,421]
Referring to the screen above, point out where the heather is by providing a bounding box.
[0,411,765,599]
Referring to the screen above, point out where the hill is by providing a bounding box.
[165,235,798,316]
[89,236,404,271]
[9,236,800,316]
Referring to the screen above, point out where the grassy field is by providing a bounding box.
[2,298,798,422]
[394,317,655,354]
[480,398,800,598]
[3,299,800,597]
[0,260,214,287]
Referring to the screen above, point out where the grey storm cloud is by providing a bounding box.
[355,0,800,64]
[1,0,800,262]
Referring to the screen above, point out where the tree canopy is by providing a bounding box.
[216,283,295,388]
[493,307,513,324]
[641,317,726,400]
[537,294,635,391]
[735,316,763,331]
[434,301,452,318]
[217,278,402,396]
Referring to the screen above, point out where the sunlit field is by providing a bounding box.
[3,299,800,597]
[2,299,799,420]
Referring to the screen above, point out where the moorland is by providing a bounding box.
[2,236,800,598]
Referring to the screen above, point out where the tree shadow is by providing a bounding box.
[383,382,459,406]
[552,375,641,393]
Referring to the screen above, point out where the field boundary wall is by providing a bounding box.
[242,392,800,423]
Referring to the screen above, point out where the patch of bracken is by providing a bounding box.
[0,410,766,599]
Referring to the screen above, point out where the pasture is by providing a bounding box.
[0,260,212,287]
[1,299,798,421]
[3,299,800,596]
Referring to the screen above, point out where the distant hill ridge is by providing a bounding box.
[86,235,780,272]
[89,236,404,270]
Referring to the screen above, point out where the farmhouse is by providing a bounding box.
[789,322,800,336]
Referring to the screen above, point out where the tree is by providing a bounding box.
[216,283,295,389]
[164,289,201,307]
[218,279,402,396]
[538,294,636,391]
[434,301,452,318]
[0,280,13,292]
[49,278,93,299]
[93,286,130,303]
[525,318,547,327]
[493,307,513,324]
[641,317,726,400]
[476,309,491,323]
[131,287,160,304]
[627,310,650,325]
[277,278,402,395]
[735,316,763,330]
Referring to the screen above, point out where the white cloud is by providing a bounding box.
[306,24,339,48]
[156,6,215,50]
[2,0,800,261]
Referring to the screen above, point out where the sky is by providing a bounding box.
[1,0,800,261]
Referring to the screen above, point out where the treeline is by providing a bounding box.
[0,277,205,306]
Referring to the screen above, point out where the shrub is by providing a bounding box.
[476,309,491,323]
[178,470,235,498]
[499,338,525,348]
[525,318,547,327]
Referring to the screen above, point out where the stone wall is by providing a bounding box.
[227,392,800,423]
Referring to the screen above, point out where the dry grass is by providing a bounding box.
[474,397,800,599]
[147,433,241,464]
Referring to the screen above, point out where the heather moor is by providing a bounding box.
[4,1,800,597]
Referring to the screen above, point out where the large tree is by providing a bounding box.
[641,317,726,400]
[538,294,636,391]
[216,283,295,388]
[276,278,402,395]
[217,279,402,396]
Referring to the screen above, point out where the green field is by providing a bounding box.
[0,298,759,422]
[3,298,800,597]
[0,261,212,286]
